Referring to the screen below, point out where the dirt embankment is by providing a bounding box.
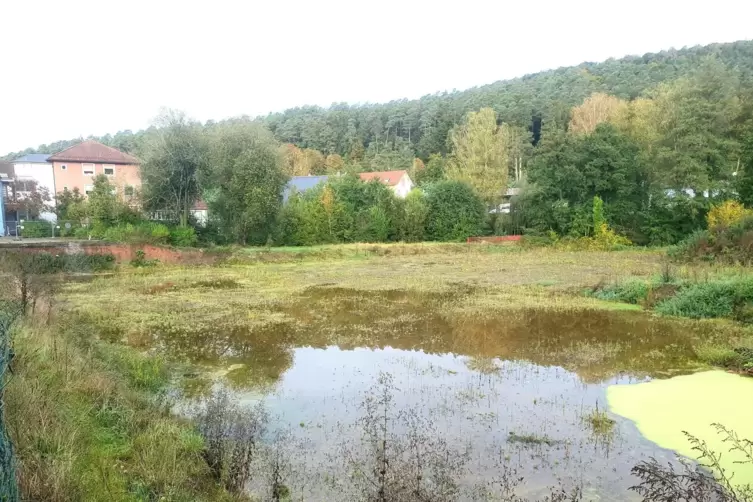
[0,240,221,265]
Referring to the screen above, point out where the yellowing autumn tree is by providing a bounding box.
[569,93,628,135]
[447,108,509,205]
[324,153,344,173]
[281,144,327,176]
[707,200,751,230]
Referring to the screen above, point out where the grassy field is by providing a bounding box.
[6,243,753,500]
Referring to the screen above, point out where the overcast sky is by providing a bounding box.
[1,0,751,155]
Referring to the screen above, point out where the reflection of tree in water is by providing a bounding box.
[285,287,706,382]
[147,319,295,390]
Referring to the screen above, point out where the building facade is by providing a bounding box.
[12,154,57,221]
[47,140,140,199]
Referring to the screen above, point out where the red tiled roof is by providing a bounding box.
[48,140,139,165]
[359,170,408,187]
[192,200,208,210]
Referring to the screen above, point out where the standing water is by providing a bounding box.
[150,286,747,500]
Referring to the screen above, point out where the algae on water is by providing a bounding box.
[607,370,753,486]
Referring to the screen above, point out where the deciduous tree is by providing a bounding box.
[139,109,207,227]
[568,93,628,135]
[204,122,287,244]
[446,108,509,205]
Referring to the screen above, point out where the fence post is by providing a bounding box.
[0,305,20,501]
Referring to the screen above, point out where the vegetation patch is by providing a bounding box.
[655,278,753,320]
[4,314,241,502]
[582,406,616,436]
[507,432,562,447]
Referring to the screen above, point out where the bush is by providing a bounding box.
[61,253,116,272]
[101,222,172,245]
[278,175,402,246]
[592,279,650,304]
[150,223,170,243]
[695,345,744,367]
[130,250,159,268]
[20,221,52,238]
[170,226,198,247]
[667,229,713,261]
[399,189,428,242]
[670,214,753,264]
[707,200,751,230]
[73,227,90,239]
[655,278,753,320]
[424,180,486,241]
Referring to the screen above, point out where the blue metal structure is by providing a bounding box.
[0,178,9,237]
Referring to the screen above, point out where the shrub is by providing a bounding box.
[400,189,428,242]
[707,200,750,230]
[667,229,713,261]
[20,220,52,238]
[73,227,90,239]
[101,222,171,245]
[130,250,159,268]
[424,180,486,241]
[61,253,116,272]
[669,215,753,264]
[170,226,198,247]
[592,279,650,304]
[655,278,753,320]
[150,223,170,243]
[695,345,744,367]
[278,175,402,245]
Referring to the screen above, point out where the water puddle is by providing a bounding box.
[116,285,749,499]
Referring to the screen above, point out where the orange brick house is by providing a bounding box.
[47,140,140,200]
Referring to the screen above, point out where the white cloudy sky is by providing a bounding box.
[1,0,751,154]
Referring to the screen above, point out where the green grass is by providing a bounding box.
[655,278,753,320]
[591,278,651,304]
[5,318,242,502]
[695,344,745,367]
[583,407,616,436]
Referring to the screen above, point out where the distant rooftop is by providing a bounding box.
[14,153,51,163]
[48,140,139,165]
[359,170,408,186]
[283,175,329,203]
[0,161,14,178]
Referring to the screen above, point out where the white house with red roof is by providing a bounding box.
[359,170,413,198]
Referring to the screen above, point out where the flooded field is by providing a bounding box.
[61,249,753,500]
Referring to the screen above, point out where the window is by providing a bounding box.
[82,163,95,176]
[61,164,67,171]
[124,185,135,197]
[103,165,115,176]
[84,184,94,195]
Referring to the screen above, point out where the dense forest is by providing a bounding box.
[6,40,753,161]
[8,39,753,246]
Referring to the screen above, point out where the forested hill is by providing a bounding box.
[4,39,753,161]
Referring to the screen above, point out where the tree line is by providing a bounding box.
[8,39,753,246]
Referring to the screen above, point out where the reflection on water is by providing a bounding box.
[134,286,706,388]
[219,346,680,500]
[126,286,727,499]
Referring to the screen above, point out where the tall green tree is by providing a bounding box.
[204,122,287,245]
[139,109,207,227]
[446,108,509,205]
[649,57,742,190]
[526,124,647,236]
[424,181,486,241]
